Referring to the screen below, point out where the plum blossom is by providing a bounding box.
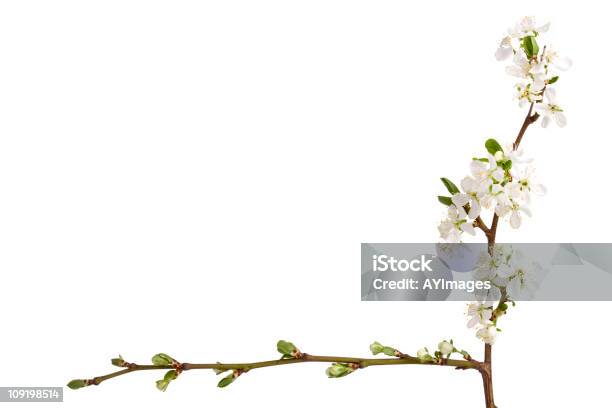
[452,178,482,219]
[438,143,547,237]
[466,301,494,328]
[514,82,542,107]
[543,46,572,71]
[436,16,568,346]
[535,88,567,128]
[476,324,498,345]
[495,36,513,61]
[505,53,546,90]
[438,205,476,242]
[508,204,531,229]
[496,17,571,121]
[438,341,454,356]
[504,251,543,299]
[507,165,546,204]
[473,246,514,285]
[508,16,550,38]
[470,155,504,184]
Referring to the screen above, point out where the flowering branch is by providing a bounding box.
[69,16,570,408]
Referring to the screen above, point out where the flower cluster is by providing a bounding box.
[416,339,471,363]
[465,301,498,345]
[495,16,572,127]
[465,245,544,343]
[473,245,543,300]
[437,139,545,242]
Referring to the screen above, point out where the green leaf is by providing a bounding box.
[369,341,384,355]
[217,373,235,388]
[67,379,87,390]
[152,353,175,366]
[501,160,512,171]
[472,157,489,162]
[164,370,178,381]
[485,138,503,155]
[440,178,459,194]
[521,36,539,59]
[382,347,397,357]
[437,196,452,206]
[156,380,169,392]
[548,76,559,84]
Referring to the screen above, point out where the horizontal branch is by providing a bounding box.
[77,353,480,388]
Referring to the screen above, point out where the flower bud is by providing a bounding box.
[438,341,454,356]
[417,347,433,362]
[111,355,125,367]
[369,341,384,355]
[217,372,238,388]
[276,340,301,358]
[369,341,398,357]
[325,363,356,378]
[155,380,169,392]
[476,325,498,345]
[67,379,88,390]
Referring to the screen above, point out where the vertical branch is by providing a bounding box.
[479,94,541,408]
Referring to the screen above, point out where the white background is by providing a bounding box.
[0,1,609,407]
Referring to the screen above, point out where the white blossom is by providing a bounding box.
[438,205,476,242]
[495,36,514,61]
[417,347,431,361]
[476,324,498,345]
[508,16,550,38]
[505,251,542,299]
[466,301,494,328]
[453,177,483,219]
[508,204,531,229]
[514,82,542,107]
[470,155,504,184]
[506,52,546,90]
[438,341,454,356]
[535,88,566,128]
[543,46,572,71]
[496,17,571,128]
[507,165,546,204]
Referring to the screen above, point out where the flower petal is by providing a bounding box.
[461,222,476,236]
[468,200,481,219]
[555,112,567,127]
[554,57,572,71]
[452,193,470,207]
[509,211,522,228]
[495,46,513,61]
[505,65,524,78]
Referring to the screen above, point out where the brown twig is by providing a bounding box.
[76,352,480,388]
